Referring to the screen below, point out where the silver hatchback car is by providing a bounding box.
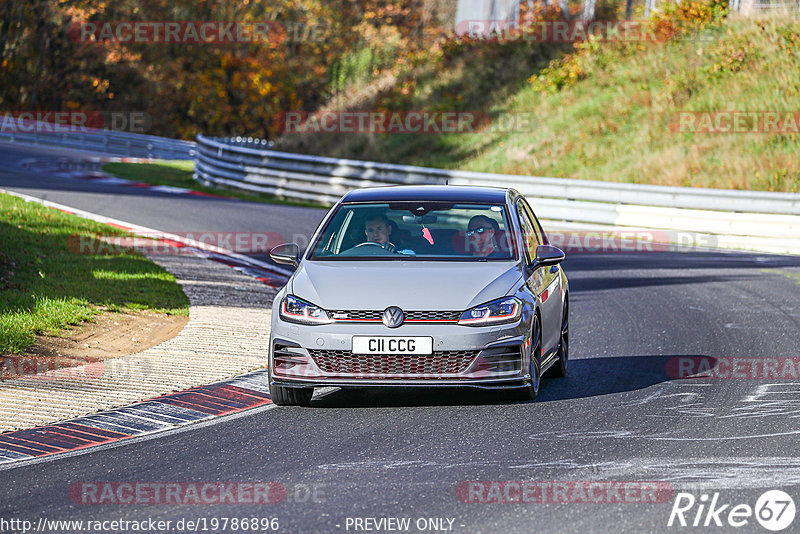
[268,185,568,405]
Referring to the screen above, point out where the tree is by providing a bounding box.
[581,0,596,20]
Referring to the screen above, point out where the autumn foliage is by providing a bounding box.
[0,0,439,139]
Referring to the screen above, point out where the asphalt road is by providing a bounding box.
[1,141,800,533]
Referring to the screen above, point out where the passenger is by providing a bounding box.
[466,215,503,257]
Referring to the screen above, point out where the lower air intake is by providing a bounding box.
[308,350,479,376]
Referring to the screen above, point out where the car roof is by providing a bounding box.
[341,185,512,204]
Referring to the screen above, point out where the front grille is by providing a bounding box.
[331,310,381,321]
[330,310,461,322]
[405,311,461,322]
[308,349,479,376]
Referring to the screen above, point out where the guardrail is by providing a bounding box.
[195,134,800,255]
[0,120,194,160]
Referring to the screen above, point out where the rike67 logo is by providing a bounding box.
[668,490,796,531]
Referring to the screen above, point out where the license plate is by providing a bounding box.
[352,336,433,355]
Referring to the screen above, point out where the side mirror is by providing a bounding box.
[532,244,565,268]
[270,243,300,266]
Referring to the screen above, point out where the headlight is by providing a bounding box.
[280,295,331,325]
[458,297,521,326]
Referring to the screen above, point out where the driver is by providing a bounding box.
[364,213,396,251]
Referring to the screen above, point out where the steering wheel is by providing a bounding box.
[353,241,396,250]
[336,241,399,256]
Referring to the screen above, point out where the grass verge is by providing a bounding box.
[0,192,189,354]
[101,160,325,208]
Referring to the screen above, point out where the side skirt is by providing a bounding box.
[540,348,560,374]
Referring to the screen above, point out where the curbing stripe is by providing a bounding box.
[115,406,201,425]
[157,394,248,415]
[182,388,262,407]
[121,402,209,423]
[0,437,64,454]
[18,157,229,199]
[13,430,91,448]
[9,435,79,450]
[149,185,192,194]
[0,370,271,465]
[2,432,78,450]
[207,384,271,401]
[71,418,140,436]
[0,442,50,456]
[61,423,130,440]
[0,449,32,461]
[77,414,170,434]
[88,412,177,432]
[41,427,107,444]
[93,177,130,185]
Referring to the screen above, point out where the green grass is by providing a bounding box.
[0,193,189,354]
[101,160,325,208]
[274,15,800,192]
[102,160,195,188]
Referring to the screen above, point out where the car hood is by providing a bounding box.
[290,261,523,311]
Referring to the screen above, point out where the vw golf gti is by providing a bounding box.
[267,185,569,405]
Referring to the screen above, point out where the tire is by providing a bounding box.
[545,298,569,378]
[506,313,542,402]
[270,383,314,406]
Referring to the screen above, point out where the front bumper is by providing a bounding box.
[269,319,530,390]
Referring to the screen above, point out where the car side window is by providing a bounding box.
[520,199,544,246]
[516,201,538,265]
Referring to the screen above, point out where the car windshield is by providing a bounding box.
[309,202,516,261]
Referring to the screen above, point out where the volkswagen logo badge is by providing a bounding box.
[382,306,405,328]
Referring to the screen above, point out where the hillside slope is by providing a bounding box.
[275,9,800,192]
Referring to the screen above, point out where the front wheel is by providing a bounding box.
[506,314,542,402]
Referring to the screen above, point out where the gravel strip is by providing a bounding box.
[0,252,276,432]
